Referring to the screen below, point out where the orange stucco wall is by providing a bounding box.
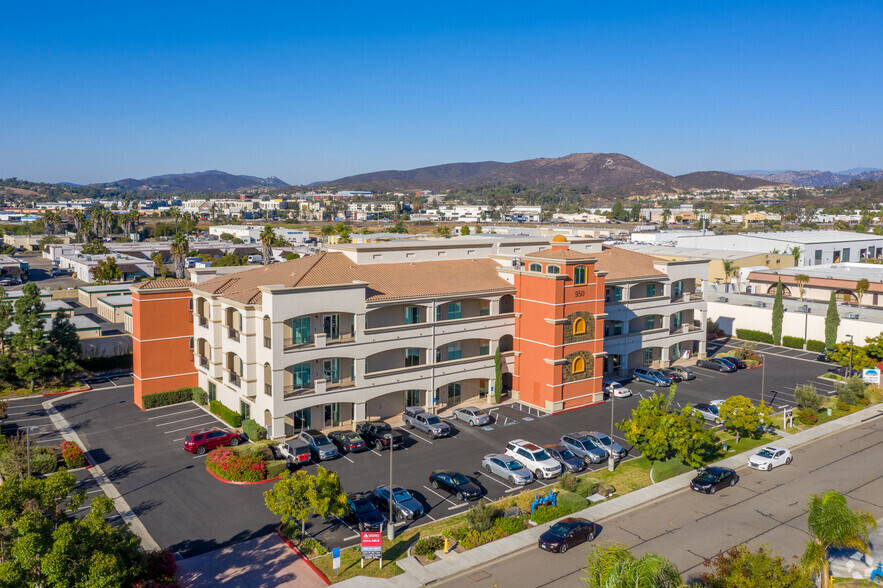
[132,287,197,409]
[514,248,606,412]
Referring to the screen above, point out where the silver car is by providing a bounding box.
[559,432,608,464]
[692,403,722,424]
[585,432,626,459]
[669,366,696,380]
[452,406,492,427]
[481,453,532,485]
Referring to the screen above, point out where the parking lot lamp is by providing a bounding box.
[760,354,765,408]
[608,388,616,472]
[386,433,395,540]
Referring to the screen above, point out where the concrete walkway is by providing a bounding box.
[176,532,329,588]
[336,404,883,587]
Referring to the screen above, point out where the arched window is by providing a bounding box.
[574,265,587,285]
[529,263,542,272]
[573,317,586,335]
[572,356,585,374]
[547,265,561,275]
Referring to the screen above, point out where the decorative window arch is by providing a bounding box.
[574,265,587,285]
[573,317,587,335]
[547,265,561,275]
[571,356,585,374]
[529,263,542,272]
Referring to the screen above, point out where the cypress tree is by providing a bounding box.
[494,347,503,404]
[771,280,784,345]
[825,290,840,349]
[47,311,81,381]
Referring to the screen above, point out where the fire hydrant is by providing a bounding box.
[444,537,450,554]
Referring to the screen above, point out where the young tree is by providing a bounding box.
[494,347,503,404]
[460,225,471,236]
[771,280,784,345]
[170,232,189,279]
[582,542,681,588]
[151,252,168,277]
[794,383,822,412]
[437,226,451,238]
[719,395,770,444]
[90,257,122,284]
[11,283,51,392]
[701,545,812,588]
[260,225,275,265]
[611,201,626,221]
[802,490,877,588]
[834,375,867,406]
[791,246,802,266]
[721,260,737,293]
[630,202,642,222]
[825,291,840,349]
[264,466,348,537]
[0,289,12,380]
[47,310,81,381]
[794,274,810,301]
[855,278,870,308]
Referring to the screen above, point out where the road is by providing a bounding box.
[433,409,883,587]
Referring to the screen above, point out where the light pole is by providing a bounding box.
[847,334,854,378]
[386,433,395,540]
[608,387,616,472]
[803,307,810,350]
[760,354,766,408]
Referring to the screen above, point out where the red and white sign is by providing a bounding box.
[361,531,382,549]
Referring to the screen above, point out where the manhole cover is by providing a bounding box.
[468,571,491,582]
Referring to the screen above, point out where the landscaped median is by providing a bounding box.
[205,440,288,484]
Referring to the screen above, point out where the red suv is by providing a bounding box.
[183,429,242,455]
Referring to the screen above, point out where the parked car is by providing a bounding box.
[709,399,727,407]
[695,358,736,373]
[347,493,387,531]
[748,446,793,471]
[584,432,627,459]
[690,466,739,494]
[50,267,61,277]
[373,485,424,520]
[355,422,404,450]
[559,432,608,464]
[538,517,596,553]
[505,440,563,479]
[481,454,533,485]
[542,444,587,473]
[660,368,683,383]
[328,431,368,454]
[402,406,452,439]
[604,382,633,398]
[275,438,311,466]
[816,350,833,362]
[183,429,242,455]
[721,356,747,369]
[692,402,723,424]
[452,406,492,427]
[298,429,339,461]
[428,470,482,501]
[632,367,671,387]
[668,366,696,380]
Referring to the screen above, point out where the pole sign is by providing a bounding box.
[862,368,881,385]
[783,407,793,429]
[360,531,382,567]
[332,547,341,571]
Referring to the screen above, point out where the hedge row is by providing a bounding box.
[782,336,805,349]
[142,387,207,409]
[241,419,267,441]
[210,400,242,428]
[736,329,774,344]
[807,339,826,353]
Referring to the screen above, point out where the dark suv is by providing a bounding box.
[347,493,387,531]
[183,429,242,455]
[355,422,405,450]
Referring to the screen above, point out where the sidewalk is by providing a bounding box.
[336,404,883,587]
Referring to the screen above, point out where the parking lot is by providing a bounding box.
[48,341,834,556]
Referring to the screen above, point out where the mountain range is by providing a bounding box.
[94,170,289,193]
[318,153,780,194]
[732,168,883,188]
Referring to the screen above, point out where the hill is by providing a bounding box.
[746,169,883,188]
[96,170,289,193]
[672,171,777,190]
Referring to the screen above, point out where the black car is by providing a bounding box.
[542,444,587,473]
[660,368,683,383]
[428,470,482,501]
[328,430,368,454]
[690,466,739,494]
[695,358,736,373]
[538,517,596,553]
[373,485,424,521]
[721,356,747,369]
[817,350,833,363]
[346,493,387,531]
[355,422,405,450]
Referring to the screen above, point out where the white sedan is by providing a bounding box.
[747,446,792,471]
[605,382,633,398]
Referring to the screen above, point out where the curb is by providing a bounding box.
[204,466,281,485]
[43,385,92,397]
[276,524,331,586]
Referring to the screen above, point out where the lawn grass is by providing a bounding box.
[594,456,653,494]
[651,458,693,482]
[717,432,781,456]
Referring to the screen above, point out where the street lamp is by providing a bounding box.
[759,354,766,408]
[803,307,810,350]
[608,386,616,472]
[386,433,395,540]
[847,334,854,378]
[25,426,39,477]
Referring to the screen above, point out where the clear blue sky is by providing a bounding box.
[2,1,882,185]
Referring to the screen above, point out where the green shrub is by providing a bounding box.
[575,477,600,497]
[298,537,327,556]
[466,501,500,532]
[735,329,774,344]
[234,440,275,461]
[143,387,205,409]
[210,400,242,427]
[192,387,207,405]
[413,536,444,559]
[807,339,826,353]
[241,419,267,441]
[530,504,567,525]
[30,448,58,475]
[782,336,805,349]
[494,516,526,536]
[266,459,289,479]
[835,376,867,406]
[0,399,7,418]
[459,527,506,550]
[794,384,822,412]
[442,527,469,542]
[556,490,588,513]
[797,408,818,425]
[558,472,578,492]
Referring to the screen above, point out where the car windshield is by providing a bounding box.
[594,435,611,447]
[450,474,469,485]
[425,416,441,425]
[757,449,775,458]
[581,439,598,450]
[558,448,577,460]
[346,434,363,443]
[547,523,572,538]
[473,409,487,416]
[353,500,374,514]
[315,437,333,446]
[185,434,194,442]
[696,470,717,482]
[393,489,412,502]
[533,450,552,461]
[504,460,523,471]
[708,406,719,415]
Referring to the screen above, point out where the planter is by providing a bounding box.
[205,466,281,485]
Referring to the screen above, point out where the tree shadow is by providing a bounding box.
[169,522,279,558]
[103,459,146,482]
[130,497,165,517]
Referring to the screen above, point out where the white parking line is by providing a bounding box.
[505,486,524,493]
[448,503,469,510]
[410,433,433,444]
[164,421,219,434]
[342,455,354,464]
[0,415,52,424]
[343,535,360,541]
[148,408,201,420]
[5,410,46,417]
[424,512,437,521]
[480,475,514,490]
[422,485,446,500]
[370,449,382,457]
[153,415,213,427]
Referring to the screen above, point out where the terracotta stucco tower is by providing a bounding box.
[513,236,606,412]
[131,280,198,409]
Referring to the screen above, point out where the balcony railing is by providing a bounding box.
[264,336,271,349]
[198,355,209,368]
[670,324,702,335]
[670,292,695,303]
[198,315,208,328]
[228,328,240,342]
[228,372,241,387]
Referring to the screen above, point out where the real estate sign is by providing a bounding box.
[361,531,382,563]
[863,368,881,385]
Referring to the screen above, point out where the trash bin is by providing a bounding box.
[827,408,832,416]
[721,442,728,452]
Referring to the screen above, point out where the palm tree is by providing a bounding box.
[855,278,870,308]
[795,274,810,301]
[71,209,85,239]
[801,490,877,588]
[259,225,274,265]
[583,543,681,588]
[168,206,181,233]
[791,246,802,266]
[170,233,189,279]
[722,260,737,293]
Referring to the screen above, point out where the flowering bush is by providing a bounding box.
[60,441,86,468]
[206,447,267,482]
[796,408,818,426]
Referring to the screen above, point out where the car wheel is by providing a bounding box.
[230,437,240,446]
[485,464,492,473]
[786,456,792,465]
[430,432,438,439]
[709,486,716,494]
[534,469,543,479]
[509,475,516,484]
[714,418,722,424]
[432,480,439,489]
[560,543,568,554]
[456,492,464,501]
[729,477,736,486]
[196,445,206,455]
[587,530,595,542]
[407,422,414,429]
[766,463,773,471]
[470,420,476,427]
